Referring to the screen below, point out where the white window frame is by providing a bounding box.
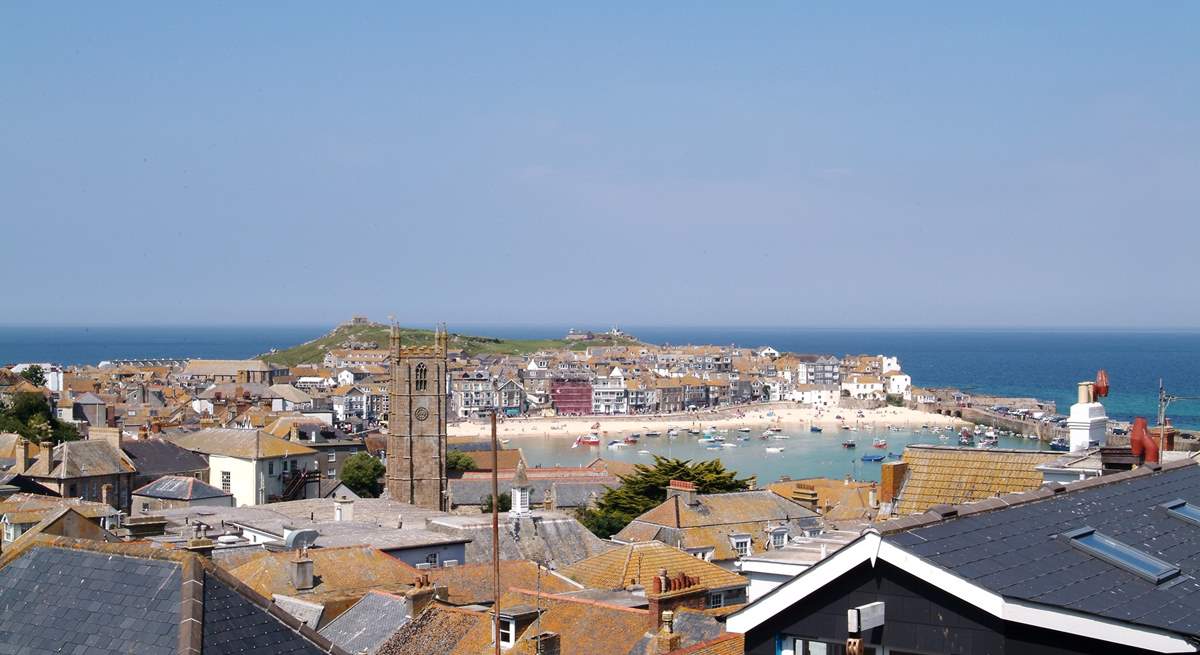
[732,535,751,558]
[220,471,231,492]
[772,529,788,549]
[707,591,724,608]
[498,617,515,647]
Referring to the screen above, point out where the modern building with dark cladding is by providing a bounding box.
[728,459,1200,655]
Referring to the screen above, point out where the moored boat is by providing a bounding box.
[842,439,856,449]
[810,426,823,433]
[861,454,885,462]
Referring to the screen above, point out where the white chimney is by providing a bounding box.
[334,498,354,522]
[1067,381,1107,452]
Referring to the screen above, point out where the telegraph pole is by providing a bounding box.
[491,411,501,655]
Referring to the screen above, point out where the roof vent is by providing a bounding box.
[928,504,958,519]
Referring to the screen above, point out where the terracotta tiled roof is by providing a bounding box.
[894,444,1063,516]
[562,541,747,592]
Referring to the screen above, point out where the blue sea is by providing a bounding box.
[2,325,1198,429]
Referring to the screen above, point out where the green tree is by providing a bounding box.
[481,492,511,513]
[446,449,475,473]
[340,453,386,497]
[577,455,751,538]
[19,365,46,388]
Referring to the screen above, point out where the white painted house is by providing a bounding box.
[165,428,320,507]
[885,371,912,400]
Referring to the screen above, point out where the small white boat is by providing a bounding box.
[765,447,784,453]
[637,449,651,455]
[721,443,738,449]
[737,427,752,433]
[607,440,626,449]
[772,433,791,440]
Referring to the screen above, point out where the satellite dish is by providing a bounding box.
[284,529,320,551]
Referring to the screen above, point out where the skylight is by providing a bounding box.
[1063,527,1180,585]
[1161,499,1200,527]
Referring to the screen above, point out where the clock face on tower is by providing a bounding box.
[413,406,430,422]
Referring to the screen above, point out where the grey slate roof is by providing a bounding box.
[201,571,325,654]
[0,541,338,655]
[122,437,210,477]
[449,477,617,508]
[0,545,181,655]
[133,475,231,501]
[318,590,409,655]
[885,462,1200,638]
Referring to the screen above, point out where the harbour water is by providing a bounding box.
[3,325,1198,428]
[512,424,1042,484]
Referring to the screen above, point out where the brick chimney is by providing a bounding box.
[646,569,707,631]
[879,461,907,504]
[665,480,698,507]
[405,573,445,619]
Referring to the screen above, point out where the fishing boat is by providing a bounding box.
[872,438,887,449]
[771,433,791,440]
[721,442,738,449]
[841,440,856,449]
[645,431,661,437]
[688,428,702,436]
[810,426,823,433]
[737,427,752,433]
[761,431,775,438]
[736,436,750,442]
[637,450,651,455]
[705,445,721,451]
[765,447,784,453]
[573,433,601,448]
[697,436,717,444]
[624,434,640,444]
[667,429,680,437]
[888,426,902,432]
[938,434,950,442]
[840,425,851,431]
[979,437,999,448]
[1049,437,1070,451]
[607,440,626,449]
[861,454,885,462]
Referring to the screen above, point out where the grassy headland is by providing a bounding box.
[260,322,641,367]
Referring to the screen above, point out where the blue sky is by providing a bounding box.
[3,3,1197,328]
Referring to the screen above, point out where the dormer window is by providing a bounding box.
[771,528,788,549]
[731,535,751,558]
[498,617,515,647]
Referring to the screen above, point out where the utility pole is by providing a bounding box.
[491,411,501,655]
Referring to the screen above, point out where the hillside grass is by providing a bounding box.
[261,323,641,366]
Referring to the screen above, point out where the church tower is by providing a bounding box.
[385,323,448,511]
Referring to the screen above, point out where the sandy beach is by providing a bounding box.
[448,403,966,441]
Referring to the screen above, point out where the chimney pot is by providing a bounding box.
[289,557,315,591]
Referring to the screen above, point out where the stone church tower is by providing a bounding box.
[385,323,448,511]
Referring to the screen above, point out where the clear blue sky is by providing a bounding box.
[3,3,1197,328]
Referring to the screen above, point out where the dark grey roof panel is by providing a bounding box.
[886,464,1200,638]
[0,546,180,655]
[318,591,409,655]
[202,572,324,654]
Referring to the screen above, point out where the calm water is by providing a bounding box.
[514,425,1042,484]
[3,325,1199,427]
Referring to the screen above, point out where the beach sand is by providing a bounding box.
[448,403,965,441]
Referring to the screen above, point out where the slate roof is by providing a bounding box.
[122,437,210,477]
[0,543,181,654]
[885,461,1200,639]
[562,541,748,592]
[317,591,409,655]
[427,511,614,570]
[167,428,317,460]
[133,475,231,501]
[614,490,821,560]
[894,444,1063,515]
[425,560,581,605]
[449,477,617,508]
[0,537,341,654]
[20,440,136,479]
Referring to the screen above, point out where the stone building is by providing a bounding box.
[385,324,449,511]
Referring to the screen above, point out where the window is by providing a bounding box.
[268,461,274,475]
[415,363,428,391]
[221,471,231,493]
[141,502,150,513]
[498,618,515,647]
[772,530,788,548]
[328,452,337,462]
[1064,526,1180,584]
[732,537,751,558]
[707,592,724,608]
[67,484,77,497]
[425,552,438,565]
[1163,499,1200,527]
[327,468,336,477]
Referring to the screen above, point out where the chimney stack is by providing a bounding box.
[405,574,443,619]
[334,498,354,522]
[879,461,907,505]
[101,484,113,508]
[289,556,315,591]
[1129,417,1160,466]
[654,611,681,654]
[18,437,35,473]
[665,480,698,507]
[531,632,561,655]
[646,569,707,631]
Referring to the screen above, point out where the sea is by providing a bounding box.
[2,324,1198,430]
